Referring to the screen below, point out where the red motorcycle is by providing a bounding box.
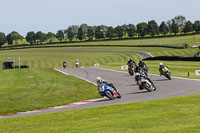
[128,63,134,76]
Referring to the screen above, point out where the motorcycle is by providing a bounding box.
[135,71,141,85]
[137,72,156,92]
[97,82,121,100]
[128,63,135,76]
[75,62,79,68]
[161,66,171,80]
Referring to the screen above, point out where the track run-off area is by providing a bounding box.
[1,50,200,119]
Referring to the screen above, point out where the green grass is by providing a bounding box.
[144,61,200,79]
[0,49,141,115]
[1,94,200,133]
[0,48,141,69]
[0,47,199,115]
[0,69,100,115]
[100,60,200,79]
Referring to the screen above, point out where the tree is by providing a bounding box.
[26,31,35,45]
[115,25,124,39]
[35,31,46,44]
[6,31,24,45]
[183,21,193,34]
[147,20,159,36]
[171,19,179,35]
[56,30,64,42]
[87,26,94,41]
[159,21,169,35]
[127,24,136,38]
[71,25,79,41]
[77,27,83,41]
[0,32,6,47]
[193,20,200,33]
[95,26,104,40]
[105,26,116,39]
[136,22,148,38]
[80,23,88,40]
[173,15,186,33]
[46,32,55,43]
[65,25,79,41]
[166,20,173,35]
[122,24,128,38]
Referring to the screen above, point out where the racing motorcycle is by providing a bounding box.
[161,66,171,80]
[128,62,135,76]
[137,71,156,92]
[97,82,121,100]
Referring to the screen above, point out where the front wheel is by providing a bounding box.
[143,82,153,92]
[165,73,171,80]
[105,91,114,100]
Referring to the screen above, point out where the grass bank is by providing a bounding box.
[1,94,200,133]
[0,69,99,115]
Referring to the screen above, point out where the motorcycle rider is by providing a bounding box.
[75,59,79,68]
[127,57,136,67]
[139,70,156,90]
[127,57,136,74]
[159,63,169,76]
[96,77,119,95]
[138,60,148,72]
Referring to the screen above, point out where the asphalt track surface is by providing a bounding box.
[1,50,200,118]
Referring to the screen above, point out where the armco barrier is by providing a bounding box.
[143,56,200,61]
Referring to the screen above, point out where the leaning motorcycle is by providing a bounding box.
[98,83,121,100]
[137,73,156,92]
[161,66,171,80]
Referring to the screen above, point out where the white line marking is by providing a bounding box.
[54,68,69,75]
[55,68,97,86]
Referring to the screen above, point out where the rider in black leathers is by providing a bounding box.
[138,60,148,72]
[127,57,136,68]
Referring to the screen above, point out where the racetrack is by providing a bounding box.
[2,67,200,119]
[1,50,200,119]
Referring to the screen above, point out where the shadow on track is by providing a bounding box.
[124,90,149,95]
[153,79,170,82]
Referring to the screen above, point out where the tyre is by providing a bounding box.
[105,91,114,100]
[165,73,171,80]
[130,70,134,76]
[117,92,121,98]
[143,82,153,92]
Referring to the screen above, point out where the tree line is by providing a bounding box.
[0,15,200,47]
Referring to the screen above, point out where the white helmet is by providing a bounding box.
[160,63,163,66]
[96,77,102,83]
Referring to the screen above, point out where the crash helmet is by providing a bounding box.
[76,59,79,62]
[96,77,102,83]
[160,63,163,66]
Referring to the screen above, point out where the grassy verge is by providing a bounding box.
[0,69,99,115]
[1,94,200,133]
